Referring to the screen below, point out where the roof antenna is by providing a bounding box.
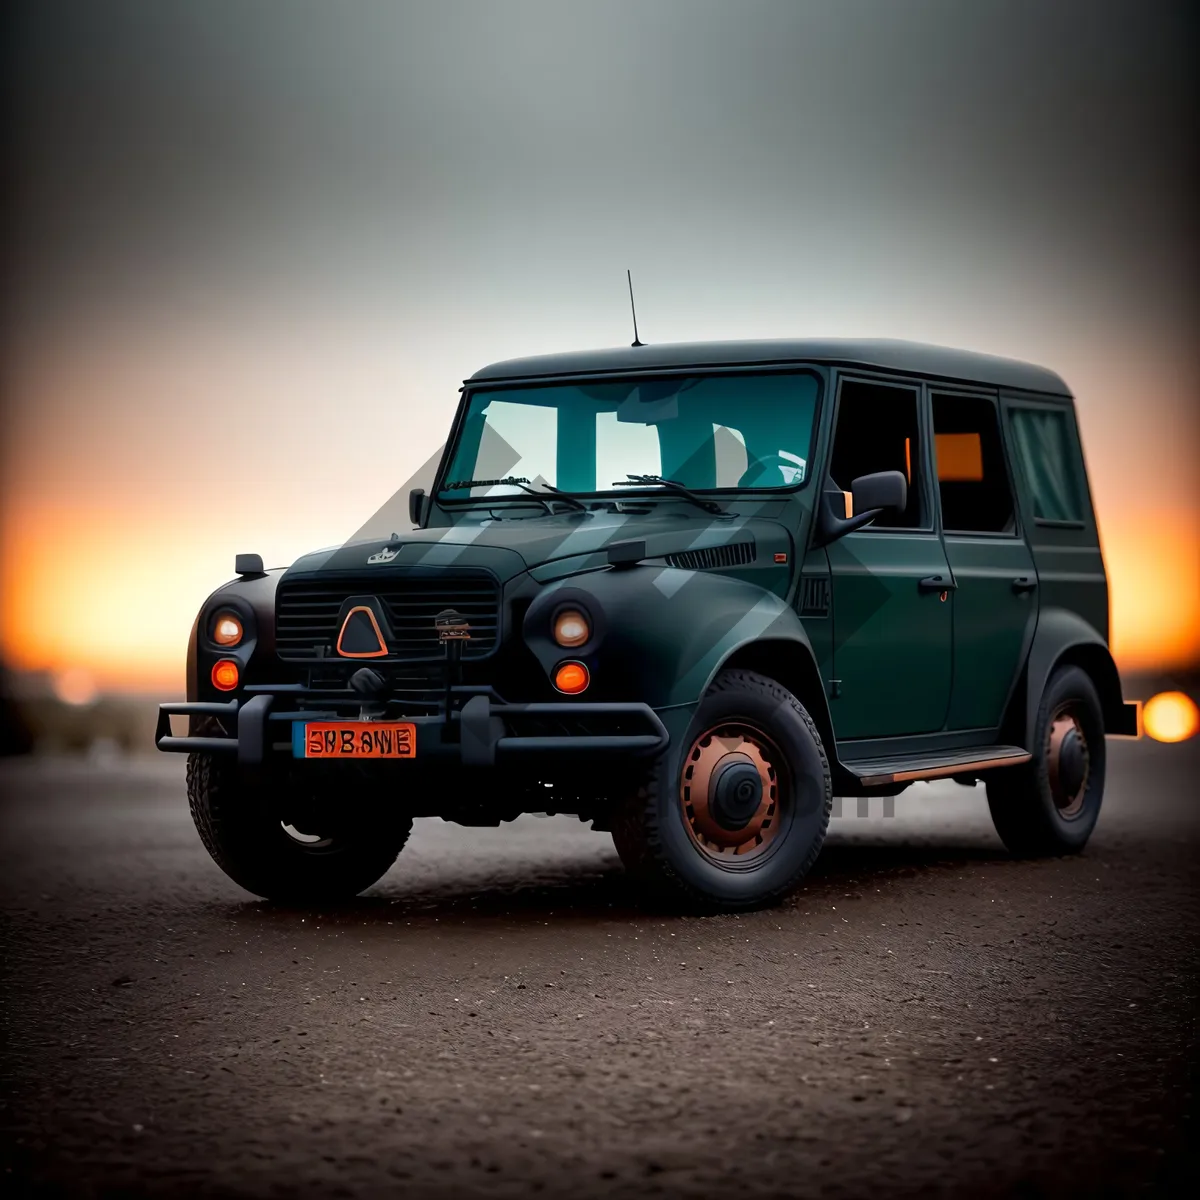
[626,269,644,347]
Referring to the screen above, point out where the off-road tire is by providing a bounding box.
[187,753,411,901]
[612,669,832,911]
[986,665,1106,857]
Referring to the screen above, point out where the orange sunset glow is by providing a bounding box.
[5,487,1196,695]
[4,0,1196,706]
[1,315,1196,697]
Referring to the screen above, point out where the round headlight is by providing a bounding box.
[212,612,244,647]
[553,608,590,648]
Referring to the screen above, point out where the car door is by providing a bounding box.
[931,389,1039,732]
[824,376,953,739]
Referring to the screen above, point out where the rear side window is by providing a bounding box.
[931,394,1015,534]
[1007,407,1085,524]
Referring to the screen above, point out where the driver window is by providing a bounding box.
[828,381,926,529]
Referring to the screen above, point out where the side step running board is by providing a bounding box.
[841,745,1031,788]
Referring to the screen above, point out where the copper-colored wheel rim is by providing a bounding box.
[680,722,785,861]
[1047,705,1090,819]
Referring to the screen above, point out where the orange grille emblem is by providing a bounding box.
[336,605,389,658]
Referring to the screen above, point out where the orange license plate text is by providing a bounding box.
[299,722,416,759]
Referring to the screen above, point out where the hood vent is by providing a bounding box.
[664,541,755,571]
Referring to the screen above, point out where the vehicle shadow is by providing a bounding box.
[218,831,1013,928]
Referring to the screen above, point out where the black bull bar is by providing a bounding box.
[155,689,670,767]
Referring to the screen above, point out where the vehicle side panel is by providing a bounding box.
[825,530,953,737]
[1000,393,1108,642]
[999,392,1126,741]
[943,533,1040,730]
[795,546,834,694]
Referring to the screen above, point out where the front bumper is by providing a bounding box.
[155,687,670,767]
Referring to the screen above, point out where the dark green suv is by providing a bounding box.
[158,339,1139,911]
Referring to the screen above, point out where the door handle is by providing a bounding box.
[918,575,957,594]
[1012,576,1038,594]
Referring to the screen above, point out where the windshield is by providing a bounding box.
[439,371,820,500]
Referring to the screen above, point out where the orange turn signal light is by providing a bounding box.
[553,661,589,695]
[211,659,240,691]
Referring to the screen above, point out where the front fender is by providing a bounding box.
[187,570,284,701]
[524,565,814,709]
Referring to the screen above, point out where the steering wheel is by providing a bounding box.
[737,455,802,489]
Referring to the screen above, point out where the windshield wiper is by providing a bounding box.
[613,474,731,517]
[442,476,588,513]
[530,481,589,512]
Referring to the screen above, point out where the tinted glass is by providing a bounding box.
[440,373,819,498]
[932,394,1015,533]
[1008,407,1085,523]
[828,381,925,529]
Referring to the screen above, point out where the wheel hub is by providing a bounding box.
[680,724,781,857]
[710,760,765,830]
[1047,709,1089,818]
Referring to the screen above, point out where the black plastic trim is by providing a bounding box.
[155,700,239,754]
[156,693,669,765]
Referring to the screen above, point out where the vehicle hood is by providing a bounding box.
[284,508,785,583]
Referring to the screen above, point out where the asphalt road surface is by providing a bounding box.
[2,740,1197,1199]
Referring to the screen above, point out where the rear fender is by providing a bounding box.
[1008,607,1130,746]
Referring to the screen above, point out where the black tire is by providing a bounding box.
[612,669,832,911]
[986,665,1106,857]
[187,753,412,902]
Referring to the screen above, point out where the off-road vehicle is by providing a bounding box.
[158,338,1139,910]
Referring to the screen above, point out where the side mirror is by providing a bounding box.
[408,488,430,527]
[851,470,906,515]
[814,470,907,546]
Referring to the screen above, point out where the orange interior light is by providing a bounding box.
[935,432,984,481]
[553,661,589,694]
[211,659,240,691]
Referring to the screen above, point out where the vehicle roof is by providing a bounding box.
[468,338,1072,397]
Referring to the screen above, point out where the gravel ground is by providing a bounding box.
[1,739,1197,1198]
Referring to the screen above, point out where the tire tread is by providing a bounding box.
[986,665,1105,857]
[613,669,832,911]
[187,753,411,901]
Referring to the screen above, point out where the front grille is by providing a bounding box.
[275,572,500,662]
[306,665,446,705]
[665,541,755,570]
[300,667,451,710]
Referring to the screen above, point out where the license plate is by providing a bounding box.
[294,721,416,759]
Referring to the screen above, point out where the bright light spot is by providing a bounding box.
[1142,691,1199,743]
[54,667,98,706]
[213,615,243,646]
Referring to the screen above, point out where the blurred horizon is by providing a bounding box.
[2,0,1197,696]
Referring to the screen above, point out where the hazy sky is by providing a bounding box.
[2,0,1197,689]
